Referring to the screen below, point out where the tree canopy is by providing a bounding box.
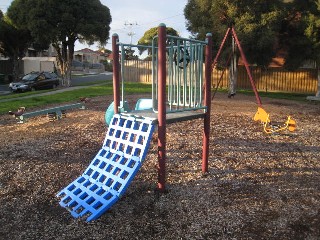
[138,26,179,56]
[184,0,320,96]
[276,0,320,96]
[7,0,112,85]
[0,11,32,80]
[184,0,285,67]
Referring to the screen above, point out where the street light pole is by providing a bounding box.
[124,21,138,44]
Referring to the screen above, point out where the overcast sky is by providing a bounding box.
[1,0,190,50]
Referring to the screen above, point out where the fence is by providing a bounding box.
[123,60,153,83]
[123,59,318,94]
[212,66,318,94]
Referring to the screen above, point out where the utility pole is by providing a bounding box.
[124,21,138,44]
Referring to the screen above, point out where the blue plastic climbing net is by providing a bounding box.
[56,114,155,221]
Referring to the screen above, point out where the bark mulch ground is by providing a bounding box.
[0,93,319,239]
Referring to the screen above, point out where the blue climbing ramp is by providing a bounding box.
[56,114,155,222]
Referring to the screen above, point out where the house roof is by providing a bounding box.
[75,48,97,53]
[74,48,105,55]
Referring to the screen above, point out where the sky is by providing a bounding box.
[0,0,190,51]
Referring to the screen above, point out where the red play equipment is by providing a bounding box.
[212,26,262,107]
[112,24,213,192]
[213,27,296,134]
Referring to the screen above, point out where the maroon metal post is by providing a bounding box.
[157,24,167,192]
[212,28,231,68]
[202,33,213,173]
[212,53,233,99]
[112,34,120,114]
[231,28,262,107]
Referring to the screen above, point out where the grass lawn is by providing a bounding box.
[1,82,317,115]
[0,82,152,115]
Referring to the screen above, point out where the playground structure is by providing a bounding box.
[57,24,212,221]
[212,26,296,134]
[112,23,212,191]
[56,24,297,222]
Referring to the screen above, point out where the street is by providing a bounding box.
[70,72,113,86]
[0,72,113,94]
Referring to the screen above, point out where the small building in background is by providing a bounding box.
[74,48,107,64]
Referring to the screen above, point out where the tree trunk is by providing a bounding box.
[61,42,69,86]
[52,42,64,86]
[228,36,237,97]
[65,40,75,87]
[53,41,71,87]
[12,52,20,81]
[52,39,76,87]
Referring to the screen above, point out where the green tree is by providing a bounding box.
[280,0,320,97]
[138,26,179,57]
[278,0,313,70]
[185,0,284,66]
[124,47,139,60]
[7,0,112,86]
[302,1,320,97]
[0,12,32,81]
[184,0,285,94]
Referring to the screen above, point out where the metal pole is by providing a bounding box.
[231,27,262,107]
[112,34,120,114]
[212,28,231,68]
[212,53,232,99]
[157,23,167,192]
[202,33,212,173]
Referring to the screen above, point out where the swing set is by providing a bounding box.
[213,26,296,134]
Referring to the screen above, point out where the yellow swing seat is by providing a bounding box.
[253,107,296,134]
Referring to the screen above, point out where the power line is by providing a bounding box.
[110,14,188,44]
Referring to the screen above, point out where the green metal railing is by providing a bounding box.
[118,35,207,113]
[152,35,207,113]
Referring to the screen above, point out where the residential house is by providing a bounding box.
[74,48,107,64]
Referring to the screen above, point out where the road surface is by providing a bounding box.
[0,72,113,95]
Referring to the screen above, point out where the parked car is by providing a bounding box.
[9,71,60,92]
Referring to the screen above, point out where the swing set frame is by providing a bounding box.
[213,27,296,134]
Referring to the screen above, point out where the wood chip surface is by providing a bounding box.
[0,93,319,239]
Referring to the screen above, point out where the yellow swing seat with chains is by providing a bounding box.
[253,107,296,134]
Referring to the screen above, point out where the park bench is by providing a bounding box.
[17,102,85,123]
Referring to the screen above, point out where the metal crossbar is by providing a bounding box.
[57,114,155,221]
[17,103,85,123]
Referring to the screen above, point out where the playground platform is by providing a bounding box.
[129,110,206,124]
